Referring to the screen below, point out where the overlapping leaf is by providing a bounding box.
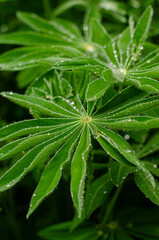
[0,6,158,96]
[1,79,159,218]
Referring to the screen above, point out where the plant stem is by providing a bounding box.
[43,0,51,19]
[102,184,122,226]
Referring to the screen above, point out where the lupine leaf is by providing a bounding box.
[52,0,87,17]
[103,95,159,118]
[134,49,159,68]
[95,116,159,131]
[143,162,159,178]
[95,124,148,170]
[138,132,159,158]
[1,92,80,117]
[0,32,72,46]
[94,86,147,116]
[0,124,77,161]
[84,173,113,218]
[133,6,153,52]
[127,77,159,93]
[90,123,132,166]
[71,125,91,217]
[89,18,111,46]
[27,126,82,218]
[38,221,98,240]
[0,118,77,142]
[134,168,159,205]
[17,11,83,40]
[0,127,73,192]
[41,57,104,70]
[109,160,135,186]
[0,47,83,71]
[86,78,110,101]
[118,26,131,65]
[116,231,133,240]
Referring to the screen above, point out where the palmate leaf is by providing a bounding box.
[0,6,158,96]
[38,221,99,240]
[1,83,159,217]
[84,173,113,218]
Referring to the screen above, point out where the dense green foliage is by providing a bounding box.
[1,0,159,239]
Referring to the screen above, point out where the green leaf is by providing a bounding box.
[109,160,135,186]
[118,26,131,65]
[143,162,159,178]
[96,116,159,131]
[134,49,159,69]
[52,0,87,17]
[41,57,104,70]
[94,86,147,116]
[38,221,98,240]
[71,125,91,217]
[0,31,72,45]
[0,127,73,192]
[0,47,83,71]
[90,124,131,166]
[1,92,81,117]
[116,231,133,240]
[17,11,82,40]
[0,124,77,161]
[138,132,159,158]
[86,78,110,101]
[134,168,159,205]
[0,118,76,142]
[84,173,113,218]
[27,126,82,218]
[96,95,159,118]
[95,124,147,170]
[16,66,46,88]
[133,6,153,51]
[127,76,159,93]
[89,18,111,46]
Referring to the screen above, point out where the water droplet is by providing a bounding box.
[139,45,143,50]
[126,149,132,153]
[93,132,100,139]
[124,134,130,140]
[154,164,157,168]
[83,25,88,31]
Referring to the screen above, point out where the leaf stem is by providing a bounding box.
[102,184,122,226]
[43,0,51,19]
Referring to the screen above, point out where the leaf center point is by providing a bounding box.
[81,115,92,123]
